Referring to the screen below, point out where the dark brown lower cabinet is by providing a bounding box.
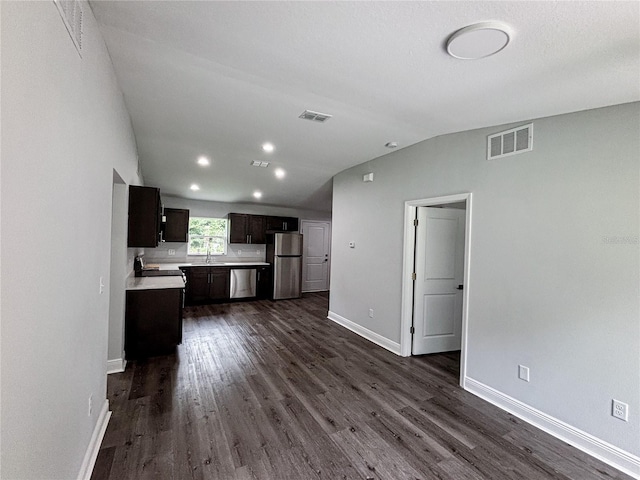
[257,265,272,299]
[125,288,183,359]
[182,266,230,305]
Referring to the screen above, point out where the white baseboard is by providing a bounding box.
[327,311,401,355]
[106,358,126,374]
[77,399,111,480]
[464,377,640,479]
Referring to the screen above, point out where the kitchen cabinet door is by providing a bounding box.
[183,267,230,304]
[186,267,210,303]
[210,268,230,299]
[229,213,266,243]
[256,266,272,299]
[265,216,281,231]
[128,186,161,247]
[163,208,189,242]
[228,213,249,243]
[266,216,299,232]
[282,217,299,232]
[248,215,266,244]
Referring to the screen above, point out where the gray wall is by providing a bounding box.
[330,103,639,455]
[1,2,141,478]
[143,196,331,263]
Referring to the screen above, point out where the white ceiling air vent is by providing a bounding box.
[251,161,270,167]
[54,0,83,57]
[299,110,332,123]
[487,123,533,160]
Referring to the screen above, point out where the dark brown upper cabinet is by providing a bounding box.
[266,216,299,232]
[228,213,266,244]
[163,208,190,242]
[128,186,161,247]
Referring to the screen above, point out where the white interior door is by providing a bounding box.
[412,207,465,355]
[301,221,330,292]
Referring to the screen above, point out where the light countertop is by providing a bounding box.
[153,262,269,269]
[126,275,185,291]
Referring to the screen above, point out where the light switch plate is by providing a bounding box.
[518,365,530,382]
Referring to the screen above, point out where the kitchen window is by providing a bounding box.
[188,217,227,255]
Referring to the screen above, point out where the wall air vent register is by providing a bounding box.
[487,123,533,160]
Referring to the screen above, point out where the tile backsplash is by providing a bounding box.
[142,242,266,264]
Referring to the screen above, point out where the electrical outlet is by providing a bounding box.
[518,365,530,382]
[238,250,242,255]
[99,277,105,294]
[88,395,93,417]
[168,249,176,256]
[612,399,628,421]
[256,249,260,255]
[368,309,374,318]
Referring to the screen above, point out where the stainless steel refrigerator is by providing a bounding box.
[266,233,302,300]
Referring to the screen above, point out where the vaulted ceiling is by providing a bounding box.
[90,1,640,212]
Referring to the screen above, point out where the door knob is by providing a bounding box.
[457,285,464,290]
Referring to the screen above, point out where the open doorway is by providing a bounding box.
[400,193,472,387]
[107,170,128,373]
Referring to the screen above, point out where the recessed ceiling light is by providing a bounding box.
[190,184,200,191]
[197,156,210,166]
[446,22,513,60]
[385,141,398,149]
[274,168,286,179]
[262,143,275,153]
[253,191,262,199]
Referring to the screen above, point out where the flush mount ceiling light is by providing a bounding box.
[274,168,286,179]
[446,21,513,60]
[262,142,274,153]
[385,141,398,149]
[190,184,200,191]
[253,191,262,199]
[197,156,210,166]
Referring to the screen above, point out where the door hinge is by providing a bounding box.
[413,218,418,226]
[411,272,416,281]
[410,326,415,334]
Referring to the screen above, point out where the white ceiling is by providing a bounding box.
[90,1,640,212]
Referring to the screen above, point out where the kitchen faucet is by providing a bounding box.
[205,239,212,264]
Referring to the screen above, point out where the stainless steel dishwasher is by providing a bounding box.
[229,268,257,299]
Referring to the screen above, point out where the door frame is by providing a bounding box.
[300,220,332,292]
[399,192,472,388]
[107,169,128,374]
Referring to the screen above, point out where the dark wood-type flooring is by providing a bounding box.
[92,292,630,480]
